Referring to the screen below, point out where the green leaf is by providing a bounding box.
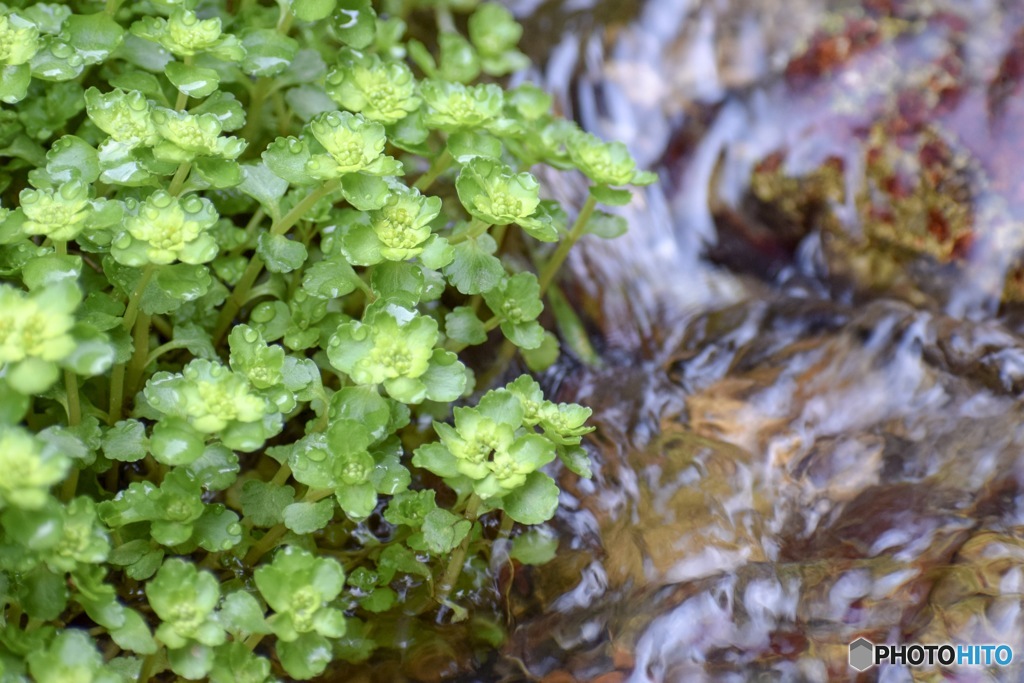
[522,331,560,372]
[219,591,271,637]
[438,32,480,83]
[444,235,505,295]
[186,444,240,491]
[257,233,307,273]
[411,442,460,479]
[277,633,333,680]
[193,157,242,189]
[445,306,487,345]
[335,482,376,521]
[240,480,295,528]
[241,29,298,78]
[510,528,559,565]
[292,0,338,22]
[22,567,68,620]
[65,12,125,64]
[584,210,628,239]
[447,129,501,163]
[150,418,205,466]
[330,0,376,49]
[139,263,213,315]
[193,505,243,552]
[421,507,471,554]
[500,320,545,349]
[589,184,633,206]
[282,499,335,534]
[165,61,220,99]
[168,644,215,679]
[302,257,358,299]
[109,607,158,655]
[263,136,315,187]
[499,471,559,524]
[340,172,389,211]
[421,349,467,402]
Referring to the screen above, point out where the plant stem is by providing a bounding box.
[105,0,123,15]
[173,56,193,111]
[167,162,191,196]
[245,524,287,565]
[435,494,481,604]
[270,463,292,487]
[244,633,265,652]
[212,180,340,343]
[537,193,598,296]
[137,650,160,682]
[124,312,151,400]
[413,148,452,192]
[111,266,156,424]
[447,217,491,245]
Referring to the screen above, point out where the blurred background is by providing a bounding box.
[487,1,1024,681]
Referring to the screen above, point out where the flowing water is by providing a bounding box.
[488,1,1024,681]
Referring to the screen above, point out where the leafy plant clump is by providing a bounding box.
[0,0,653,679]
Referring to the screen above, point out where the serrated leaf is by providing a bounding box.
[445,306,486,345]
[240,480,295,528]
[585,210,628,239]
[282,499,335,534]
[443,236,505,295]
[421,508,471,554]
[499,471,559,524]
[257,233,307,273]
[589,184,633,206]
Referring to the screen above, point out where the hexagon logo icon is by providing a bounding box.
[849,638,874,671]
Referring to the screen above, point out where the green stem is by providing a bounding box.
[413,148,452,192]
[212,180,340,343]
[124,312,152,400]
[276,4,295,33]
[537,193,598,296]
[302,488,334,503]
[435,494,481,604]
[270,463,292,487]
[245,524,287,565]
[64,370,81,425]
[497,512,514,539]
[447,217,491,245]
[167,162,191,196]
[105,0,123,15]
[59,467,79,503]
[173,56,193,111]
[137,650,160,682]
[446,314,502,354]
[111,266,156,424]
[122,265,156,333]
[243,633,265,652]
[239,78,271,147]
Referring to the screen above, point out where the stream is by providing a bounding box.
[490,0,1024,681]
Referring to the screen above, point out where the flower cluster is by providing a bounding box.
[0,0,654,678]
[114,191,219,266]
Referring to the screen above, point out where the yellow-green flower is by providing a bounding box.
[85,87,159,146]
[151,107,246,162]
[0,12,40,66]
[0,425,69,510]
[307,111,391,178]
[113,191,219,266]
[19,181,91,241]
[0,284,76,365]
[370,187,442,260]
[326,49,421,124]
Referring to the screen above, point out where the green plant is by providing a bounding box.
[0,0,653,679]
